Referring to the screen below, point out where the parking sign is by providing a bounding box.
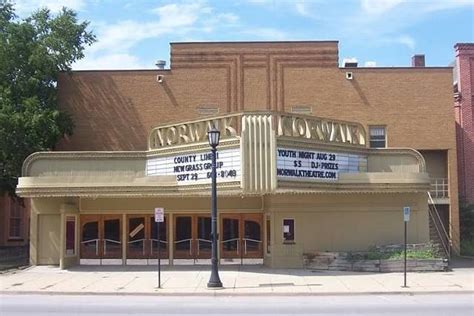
[403,206,410,222]
[154,208,164,222]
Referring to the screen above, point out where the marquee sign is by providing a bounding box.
[276,147,366,181]
[148,112,367,150]
[146,148,241,185]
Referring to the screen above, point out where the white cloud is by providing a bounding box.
[73,53,150,70]
[90,1,237,55]
[241,27,288,40]
[360,0,406,15]
[217,13,240,24]
[245,0,274,4]
[364,61,377,67]
[395,35,416,50]
[14,0,86,15]
[151,2,211,28]
[78,1,242,69]
[422,0,474,12]
[296,2,309,16]
[360,0,472,15]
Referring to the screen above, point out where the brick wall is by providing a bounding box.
[454,43,474,204]
[0,193,29,247]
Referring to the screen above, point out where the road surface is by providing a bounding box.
[0,293,473,315]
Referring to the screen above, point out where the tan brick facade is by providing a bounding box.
[54,41,459,252]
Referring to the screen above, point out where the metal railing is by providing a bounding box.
[196,238,211,255]
[81,239,99,255]
[242,238,262,255]
[174,239,193,255]
[430,178,449,199]
[427,192,451,259]
[103,239,121,255]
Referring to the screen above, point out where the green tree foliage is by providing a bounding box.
[0,3,95,193]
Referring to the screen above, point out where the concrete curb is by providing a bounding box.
[2,290,473,297]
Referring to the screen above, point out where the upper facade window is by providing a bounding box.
[369,126,386,148]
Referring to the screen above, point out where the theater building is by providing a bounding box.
[15,41,459,268]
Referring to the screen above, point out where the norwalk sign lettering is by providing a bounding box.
[149,116,238,149]
[276,115,366,146]
[148,113,366,149]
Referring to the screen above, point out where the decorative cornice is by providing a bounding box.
[368,147,426,173]
[22,151,146,176]
[16,181,242,198]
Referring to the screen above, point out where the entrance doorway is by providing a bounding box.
[174,215,211,259]
[221,214,263,259]
[127,215,168,259]
[80,215,122,259]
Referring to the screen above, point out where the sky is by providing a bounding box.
[11,0,474,70]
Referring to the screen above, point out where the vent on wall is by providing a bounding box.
[291,105,312,115]
[196,106,219,116]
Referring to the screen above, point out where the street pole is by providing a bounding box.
[157,221,161,288]
[404,221,407,288]
[207,145,223,288]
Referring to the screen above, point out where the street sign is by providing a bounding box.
[155,208,164,223]
[154,207,165,289]
[403,206,410,222]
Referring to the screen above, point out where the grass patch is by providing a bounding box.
[349,244,440,261]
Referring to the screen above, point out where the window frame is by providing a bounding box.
[369,125,387,148]
[65,215,78,257]
[8,199,23,239]
[282,218,295,243]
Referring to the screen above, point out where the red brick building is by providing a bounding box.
[454,43,474,205]
[0,194,29,247]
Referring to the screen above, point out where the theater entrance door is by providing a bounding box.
[221,214,263,259]
[174,215,212,260]
[80,215,122,259]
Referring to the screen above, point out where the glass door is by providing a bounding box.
[80,216,100,259]
[221,215,240,258]
[102,216,122,259]
[174,216,193,259]
[150,215,168,259]
[221,214,263,259]
[242,215,263,258]
[196,216,211,259]
[80,215,122,259]
[127,215,146,259]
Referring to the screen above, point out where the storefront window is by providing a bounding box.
[66,216,76,256]
[283,219,294,243]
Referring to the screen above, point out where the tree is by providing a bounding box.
[0,3,95,193]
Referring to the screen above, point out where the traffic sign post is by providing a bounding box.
[403,206,410,288]
[154,208,164,289]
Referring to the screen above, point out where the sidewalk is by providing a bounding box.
[1,263,473,296]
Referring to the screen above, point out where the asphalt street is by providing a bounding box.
[0,293,473,315]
